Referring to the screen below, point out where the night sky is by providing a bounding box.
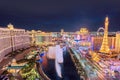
[0,0,120,32]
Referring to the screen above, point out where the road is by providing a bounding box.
[71,48,106,80]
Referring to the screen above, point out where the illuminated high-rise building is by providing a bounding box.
[61,29,64,35]
[31,31,53,46]
[115,32,120,53]
[99,16,110,53]
[91,36,115,51]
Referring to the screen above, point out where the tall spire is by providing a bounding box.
[105,16,109,31]
[99,16,110,53]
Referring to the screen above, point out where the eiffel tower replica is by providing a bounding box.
[99,16,110,53]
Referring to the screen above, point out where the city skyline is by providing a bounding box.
[0,0,120,32]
